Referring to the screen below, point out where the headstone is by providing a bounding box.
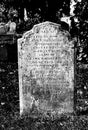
[18,21,74,117]
[9,22,16,33]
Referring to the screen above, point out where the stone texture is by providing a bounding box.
[18,21,74,116]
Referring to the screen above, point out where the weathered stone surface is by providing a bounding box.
[18,21,74,116]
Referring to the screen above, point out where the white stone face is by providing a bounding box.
[9,22,16,33]
[18,22,74,116]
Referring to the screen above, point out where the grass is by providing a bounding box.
[0,110,88,130]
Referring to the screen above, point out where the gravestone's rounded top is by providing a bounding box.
[22,21,70,39]
[33,21,60,28]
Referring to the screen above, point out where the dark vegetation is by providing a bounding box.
[0,0,88,129]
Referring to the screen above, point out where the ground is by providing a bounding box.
[0,62,88,129]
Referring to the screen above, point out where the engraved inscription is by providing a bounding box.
[18,22,74,116]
